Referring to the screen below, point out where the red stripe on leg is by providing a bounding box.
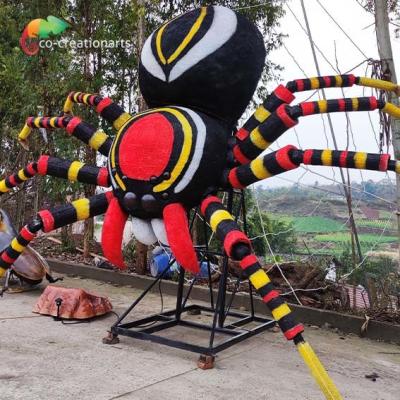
[284,324,304,340]
[263,290,280,304]
[338,99,345,111]
[37,210,54,232]
[97,168,110,187]
[163,203,199,273]
[37,155,49,175]
[295,79,304,91]
[369,96,378,110]
[20,226,36,241]
[101,197,127,269]
[235,128,249,141]
[8,175,17,186]
[379,154,390,171]
[276,105,298,127]
[228,169,245,189]
[300,102,315,116]
[66,117,82,135]
[276,145,298,171]
[96,98,113,113]
[200,196,221,216]
[274,85,295,103]
[339,151,348,167]
[224,230,251,257]
[239,254,258,269]
[26,162,37,176]
[303,149,313,165]
[233,145,251,164]
[1,252,15,265]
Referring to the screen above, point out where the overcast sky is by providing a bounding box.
[252,0,400,188]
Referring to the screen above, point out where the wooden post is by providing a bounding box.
[374,0,400,263]
[134,0,149,275]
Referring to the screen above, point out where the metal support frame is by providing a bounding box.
[107,190,275,358]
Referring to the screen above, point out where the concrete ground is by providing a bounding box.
[0,275,399,400]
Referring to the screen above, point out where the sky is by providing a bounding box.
[251,0,400,188]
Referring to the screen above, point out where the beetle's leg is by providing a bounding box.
[237,74,400,146]
[224,145,398,189]
[0,191,113,277]
[63,92,132,131]
[233,96,400,164]
[0,156,110,196]
[200,195,342,398]
[18,116,113,155]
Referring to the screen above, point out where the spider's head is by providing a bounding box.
[139,5,266,127]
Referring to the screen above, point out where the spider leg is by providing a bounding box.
[200,196,342,397]
[18,116,113,156]
[233,96,400,164]
[237,74,400,143]
[0,156,110,195]
[63,91,132,131]
[0,191,113,277]
[224,145,397,189]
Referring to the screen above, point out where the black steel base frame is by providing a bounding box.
[109,190,275,356]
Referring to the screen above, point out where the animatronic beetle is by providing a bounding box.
[1,5,400,398]
[0,209,60,295]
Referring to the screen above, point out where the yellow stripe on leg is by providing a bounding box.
[253,106,271,123]
[249,269,270,290]
[297,341,343,400]
[354,152,367,169]
[0,180,9,193]
[321,150,333,166]
[210,210,234,231]
[0,267,7,278]
[310,77,320,89]
[11,238,25,253]
[271,303,291,321]
[72,198,90,220]
[68,161,84,182]
[63,97,74,113]
[250,127,270,150]
[89,131,109,150]
[17,169,29,181]
[317,100,328,113]
[250,158,272,180]
[18,124,31,141]
[113,113,132,131]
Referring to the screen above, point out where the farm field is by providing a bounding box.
[275,214,397,255]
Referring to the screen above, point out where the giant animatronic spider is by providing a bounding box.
[1,5,400,399]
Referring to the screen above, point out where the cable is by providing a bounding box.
[315,0,369,59]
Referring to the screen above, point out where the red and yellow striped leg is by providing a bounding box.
[18,116,113,156]
[233,96,400,164]
[226,145,398,189]
[235,75,400,162]
[63,91,132,131]
[200,195,342,399]
[0,157,110,196]
[286,74,400,95]
[0,191,113,276]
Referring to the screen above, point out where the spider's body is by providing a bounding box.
[2,5,400,398]
[109,107,228,219]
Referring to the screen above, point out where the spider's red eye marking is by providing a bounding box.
[118,113,174,181]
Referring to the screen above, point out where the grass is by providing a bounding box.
[357,219,396,229]
[279,216,345,233]
[314,233,397,244]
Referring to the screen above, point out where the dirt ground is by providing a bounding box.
[0,275,399,400]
